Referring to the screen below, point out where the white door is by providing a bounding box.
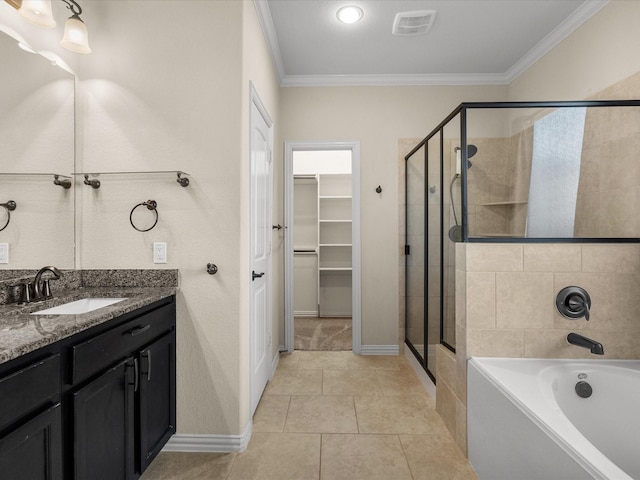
[250,86,273,416]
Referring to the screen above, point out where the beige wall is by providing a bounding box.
[509,0,640,101]
[280,85,508,347]
[74,0,279,437]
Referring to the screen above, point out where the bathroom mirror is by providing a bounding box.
[0,29,75,269]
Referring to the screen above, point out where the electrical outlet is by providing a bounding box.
[153,242,167,264]
[0,243,8,264]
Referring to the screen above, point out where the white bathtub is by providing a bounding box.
[467,357,640,480]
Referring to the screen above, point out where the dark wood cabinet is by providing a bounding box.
[138,331,176,471]
[0,353,62,480]
[0,403,63,480]
[73,358,136,480]
[0,295,176,480]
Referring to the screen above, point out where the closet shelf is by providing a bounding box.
[319,219,352,223]
[319,243,352,247]
[319,195,352,199]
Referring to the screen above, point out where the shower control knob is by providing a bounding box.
[556,286,591,321]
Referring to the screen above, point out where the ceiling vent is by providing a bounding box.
[392,10,437,36]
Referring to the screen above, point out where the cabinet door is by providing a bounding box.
[138,331,176,472]
[0,403,62,480]
[73,358,136,480]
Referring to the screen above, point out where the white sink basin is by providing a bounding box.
[31,298,127,315]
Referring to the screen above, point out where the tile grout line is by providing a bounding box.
[282,395,292,432]
[397,434,418,480]
[352,393,361,434]
[319,433,323,480]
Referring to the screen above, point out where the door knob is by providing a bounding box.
[252,271,265,281]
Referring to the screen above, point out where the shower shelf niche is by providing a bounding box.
[478,200,527,206]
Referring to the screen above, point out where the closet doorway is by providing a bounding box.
[284,142,361,354]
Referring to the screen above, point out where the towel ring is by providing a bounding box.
[0,200,16,232]
[130,200,158,232]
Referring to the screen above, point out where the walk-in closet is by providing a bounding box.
[292,150,352,350]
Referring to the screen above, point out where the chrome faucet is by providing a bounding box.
[23,266,63,303]
[567,332,604,355]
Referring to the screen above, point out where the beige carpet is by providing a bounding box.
[294,317,352,351]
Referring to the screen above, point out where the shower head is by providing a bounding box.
[454,144,478,172]
[455,144,478,163]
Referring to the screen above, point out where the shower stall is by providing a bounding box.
[404,100,640,381]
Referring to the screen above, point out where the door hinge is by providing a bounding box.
[405,245,410,255]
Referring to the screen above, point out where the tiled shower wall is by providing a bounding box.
[438,243,640,454]
[436,72,640,456]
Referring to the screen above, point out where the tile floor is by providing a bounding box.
[141,351,478,480]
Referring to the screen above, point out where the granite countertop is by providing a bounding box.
[0,286,177,365]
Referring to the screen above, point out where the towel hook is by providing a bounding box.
[176,172,190,187]
[83,174,101,189]
[130,199,159,232]
[0,200,16,232]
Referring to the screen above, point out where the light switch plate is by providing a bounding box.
[153,242,167,264]
[0,243,8,264]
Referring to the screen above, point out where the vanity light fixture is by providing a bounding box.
[19,0,56,27]
[13,0,91,53]
[336,5,363,24]
[59,0,90,53]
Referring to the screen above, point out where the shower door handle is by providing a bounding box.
[252,271,265,281]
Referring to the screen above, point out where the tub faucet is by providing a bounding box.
[24,266,63,302]
[567,332,604,355]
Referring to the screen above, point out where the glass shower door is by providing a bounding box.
[405,143,426,366]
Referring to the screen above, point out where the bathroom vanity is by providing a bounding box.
[0,281,177,480]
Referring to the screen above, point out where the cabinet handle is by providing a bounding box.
[141,349,152,382]
[126,324,151,336]
[133,358,139,392]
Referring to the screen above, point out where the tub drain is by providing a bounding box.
[575,381,593,398]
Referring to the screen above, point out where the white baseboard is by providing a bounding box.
[163,421,252,453]
[293,311,318,316]
[360,344,399,355]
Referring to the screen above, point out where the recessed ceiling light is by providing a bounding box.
[337,5,363,24]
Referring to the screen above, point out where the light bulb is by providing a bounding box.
[337,6,363,24]
[19,0,56,28]
[60,15,91,54]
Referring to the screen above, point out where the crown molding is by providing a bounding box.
[253,0,286,83]
[280,73,511,87]
[504,0,610,83]
[255,0,610,88]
